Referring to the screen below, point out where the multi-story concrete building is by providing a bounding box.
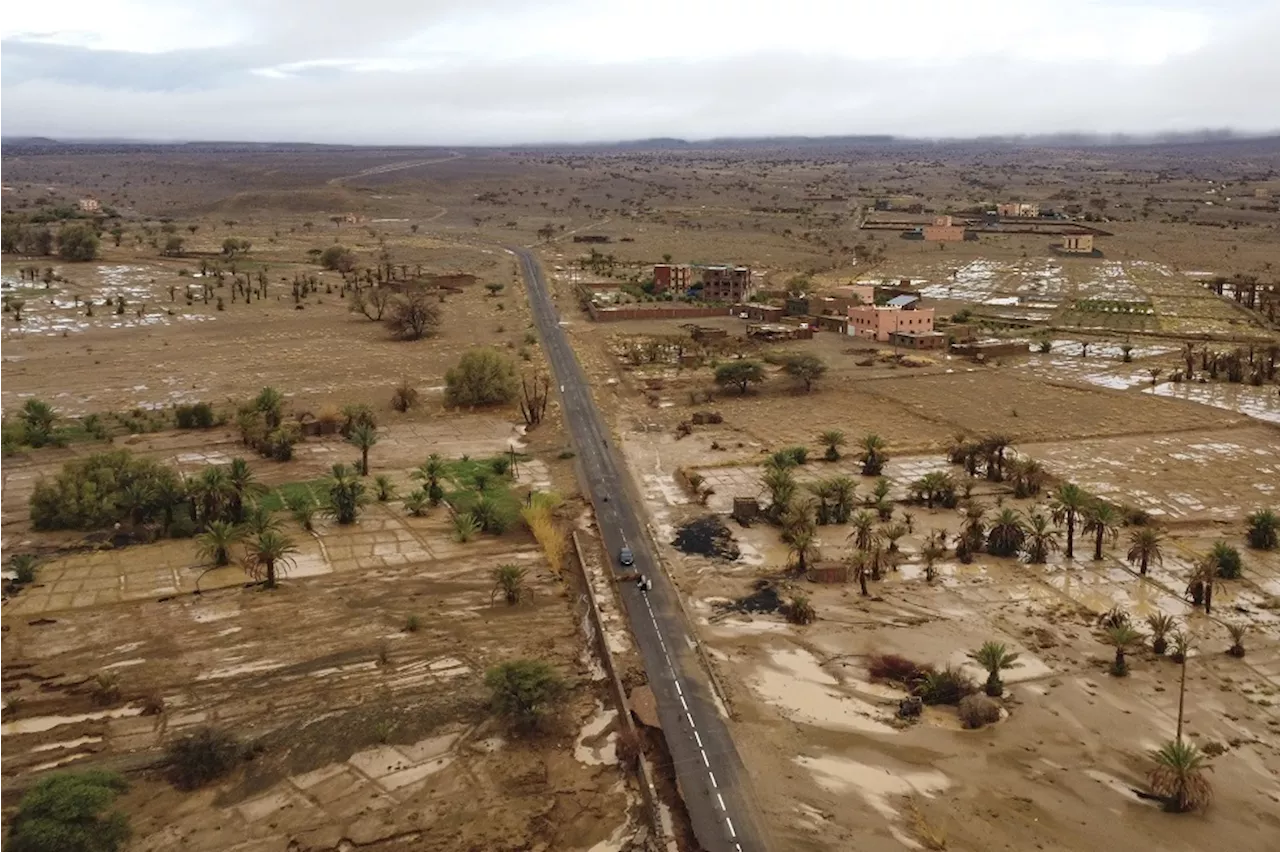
[652,263,754,302]
[653,263,692,294]
[699,265,753,302]
[998,202,1040,218]
[846,303,936,342]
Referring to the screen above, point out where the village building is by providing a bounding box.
[921,215,966,242]
[1059,234,1096,254]
[997,202,1040,218]
[653,263,691,293]
[78,197,101,213]
[846,297,935,342]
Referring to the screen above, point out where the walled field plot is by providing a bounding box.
[857,370,1241,443]
[1,501,634,851]
[1148,381,1280,425]
[1021,425,1280,522]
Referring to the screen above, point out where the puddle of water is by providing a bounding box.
[195,660,286,681]
[2,706,144,736]
[795,754,949,819]
[751,647,896,734]
[574,702,619,766]
[30,735,104,752]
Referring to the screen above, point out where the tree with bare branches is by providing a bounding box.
[520,373,551,427]
[385,288,441,340]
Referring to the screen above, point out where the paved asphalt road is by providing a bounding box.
[514,248,767,852]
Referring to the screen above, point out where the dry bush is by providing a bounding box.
[316,404,343,434]
[868,653,933,687]
[522,498,567,575]
[391,379,419,412]
[958,694,1002,729]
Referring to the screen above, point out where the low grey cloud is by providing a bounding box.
[2,0,1278,144]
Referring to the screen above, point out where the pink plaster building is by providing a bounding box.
[846,303,935,342]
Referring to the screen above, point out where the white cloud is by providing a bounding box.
[2,0,1276,142]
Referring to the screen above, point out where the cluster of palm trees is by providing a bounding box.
[944,433,1049,497]
[1171,340,1280,386]
[190,460,299,589]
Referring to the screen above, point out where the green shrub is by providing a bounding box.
[174,402,216,429]
[1210,541,1243,579]
[6,770,130,852]
[444,347,519,407]
[914,665,977,706]
[30,450,176,530]
[485,659,566,731]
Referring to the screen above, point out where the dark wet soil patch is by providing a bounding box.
[673,516,740,560]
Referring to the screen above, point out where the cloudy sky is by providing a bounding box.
[2,0,1278,144]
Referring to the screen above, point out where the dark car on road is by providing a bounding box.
[619,545,634,567]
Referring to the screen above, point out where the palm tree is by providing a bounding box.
[195,520,242,567]
[374,475,396,502]
[1051,483,1090,559]
[829,476,857,524]
[859,433,889,476]
[254,386,284,430]
[914,471,955,509]
[967,641,1021,696]
[284,489,318,531]
[1126,527,1165,576]
[1083,501,1121,560]
[848,511,876,551]
[871,477,893,520]
[151,469,187,536]
[1226,623,1246,658]
[1104,624,1143,676]
[806,479,838,525]
[225,457,261,523]
[946,432,972,465]
[957,502,987,562]
[1148,740,1213,813]
[921,537,947,582]
[881,522,907,553]
[491,564,529,605]
[1244,508,1279,550]
[1146,613,1176,655]
[411,454,447,504]
[981,434,1013,481]
[325,463,367,524]
[1008,457,1047,498]
[453,511,480,542]
[788,527,818,575]
[119,479,158,526]
[192,465,234,526]
[1022,511,1060,564]
[243,529,298,589]
[19,399,57,445]
[818,430,846,462]
[1207,540,1242,579]
[761,465,797,519]
[348,422,378,476]
[242,501,281,536]
[1187,559,1215,614]
[987,508,1026,557]
[403,490,430,516]
[849,551,871,596]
